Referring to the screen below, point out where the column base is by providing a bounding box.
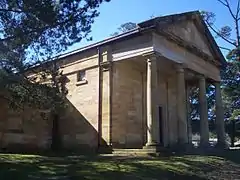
[98,145,113,154]
[143,143,163,153]
[215,141,229,149]
[170,143,194,152]
[199,141,210,149]
[145,142,158,147]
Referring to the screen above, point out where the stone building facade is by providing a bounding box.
[0,11,226,152]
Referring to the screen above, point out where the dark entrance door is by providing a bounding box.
[159,106,164,145]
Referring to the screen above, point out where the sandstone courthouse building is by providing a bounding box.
[0,11,226,152]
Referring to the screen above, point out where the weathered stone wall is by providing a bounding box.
[0,99,52,151]
[156,73,169,147]
[61,67,99,149]
[57,48,100,149]
[166,21,212,56]
[166,73,178,146]
[0,49,101,151]
[112,60,145,148]
[111,58,179,148]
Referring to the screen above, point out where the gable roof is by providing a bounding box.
[46,11,226,66]
[138,11,226,66]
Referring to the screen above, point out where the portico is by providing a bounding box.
[110,48,225,150]
[143,54,225,149]
[142,55,225,147]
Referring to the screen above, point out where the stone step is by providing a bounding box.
[112,148,170,156]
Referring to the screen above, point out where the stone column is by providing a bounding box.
[186,84,192,144]
[146,55,158,146]
[215,82,226,147]
[176,65,188,144]
[199,75,209,147]
[99,47,112,147]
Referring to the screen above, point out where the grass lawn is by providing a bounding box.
[0,150,239,180]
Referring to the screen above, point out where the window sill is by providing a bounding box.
[76,80,88,86]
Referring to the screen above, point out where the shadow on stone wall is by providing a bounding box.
[0,97,111,154]
[59,98,111,153]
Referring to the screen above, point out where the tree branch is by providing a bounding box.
[236,0,240,18]
[206,21,237,47]
[219,46,232,51]
[217,0,228,6]
[0,8,25,13]
[217,0,237,20]
[226,0,237,19]
[217,0,240,47]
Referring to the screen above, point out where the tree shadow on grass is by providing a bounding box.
[0,154,208,180]
[171,148,240,179]
[180,148,240,164]
[1,151,240,180]
[61,155,206,180]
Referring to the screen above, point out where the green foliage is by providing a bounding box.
[201,2,240,125]
[218,26,232,39]
[221,52,240,118]
[0,0,109,110]
[0,0,110,69]
[189,84,216,121]
[0,0,110,150]
[229,109,240,121]
[201,11,216,26]
[202,1,240,144]
[111,22,137,36]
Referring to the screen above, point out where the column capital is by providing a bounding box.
[147,56,157,63]
[143,52,158,62]
[197,74,206,81]
[100,61,112,72]
[146,55,157,71]
[175,64,186,73]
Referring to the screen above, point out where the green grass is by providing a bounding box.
[0,150,239,179]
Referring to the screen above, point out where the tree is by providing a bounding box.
[202,1,240,116]
[201,0,240,144]
[0,0,110,151]
[111,22,137,36]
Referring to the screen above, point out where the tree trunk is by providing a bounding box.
[230,120,236,147]
[51,113,61,151]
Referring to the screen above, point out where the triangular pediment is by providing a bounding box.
[139,11,226,65]
[164,20,213,57]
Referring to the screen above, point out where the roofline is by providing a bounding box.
[60,11,200,60]
[57,28,141,60]
[138,10,200,28]
[192,11,226,66]
[139,10,226,66]
[27,25,155,71]
[28,10,226,71]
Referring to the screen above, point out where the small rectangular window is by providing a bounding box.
[76,70,87,86]
[77,70,86,82]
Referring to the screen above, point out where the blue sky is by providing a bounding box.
[68,0,237,55]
